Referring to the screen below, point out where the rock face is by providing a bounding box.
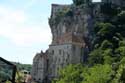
[49,4,93,45]
[31,0,125,83]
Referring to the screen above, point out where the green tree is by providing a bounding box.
[89,48,104,65]
[82,64,112,83]
[53,64,83,83]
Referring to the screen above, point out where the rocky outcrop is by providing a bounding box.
[49,4,94,47]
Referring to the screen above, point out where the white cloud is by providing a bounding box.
[0,6,51,47]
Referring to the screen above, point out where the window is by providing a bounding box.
[59,49,61,55]
[61,63,64,68]
[66,58,68,62]
[33,78,36,81]
[52,50,54,55]
[67,54,70,59]
[73,46,76,51]
[57,67,60,71]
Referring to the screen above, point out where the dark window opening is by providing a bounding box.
[59,49,61,55]
[52,50,54,55]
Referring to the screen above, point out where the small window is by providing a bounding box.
[59,49,61,55]
[67,54,70,59]
[61,63,64,67]
[34,78,36,81]
[52,50,54,55]
[58,58,60,62]
[66,58,68,62]
[57,67,60,70]
[73,46,76,51]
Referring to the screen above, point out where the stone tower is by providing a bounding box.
[32,51,48,83]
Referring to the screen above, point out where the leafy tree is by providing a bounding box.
[54,64,113,83]
[89,48,104,65]
[111,64,125,83]
[82,64,112,83]
[53,64,83,83]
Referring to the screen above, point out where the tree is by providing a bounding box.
[82,64,112,83]
[53,64,83,83]
[89,48,104,65]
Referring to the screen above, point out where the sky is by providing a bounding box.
[0,0,101,64]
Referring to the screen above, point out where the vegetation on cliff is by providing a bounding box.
[52,1,125,83]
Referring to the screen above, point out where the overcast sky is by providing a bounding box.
[0,0,101,64]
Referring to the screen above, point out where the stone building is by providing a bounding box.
[31,51,48,82]
[48,32,85,79]
[32,0,125,83]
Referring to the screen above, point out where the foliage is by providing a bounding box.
[82,64,112,83]
[111,64,125,83]
[53,64,83,83]
[56,7,70,18]
[50,6,72,26]
[15,70,27,83]
[53,64,113,83]
[14,62,32,71]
